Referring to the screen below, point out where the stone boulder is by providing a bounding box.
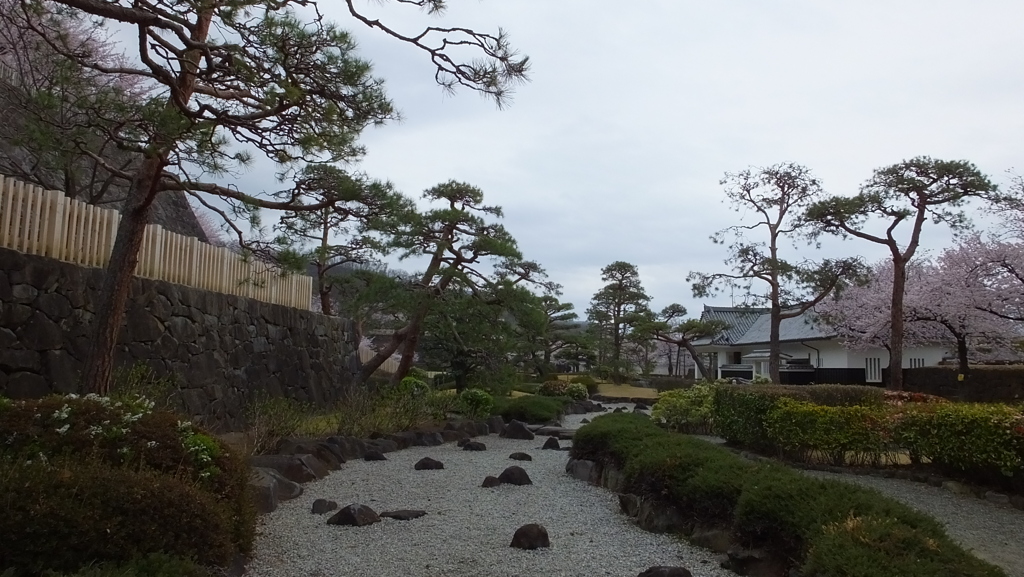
[486,415,506,435]
[510,524,550,549]
[276,439,345,470]
[637,567,692,577]
[541,436,560,450]
[498,466,532,486]
[327,504,380,527]
[440,430,467,444]
[364,450,387,461]
[385,431,418,450]
[509,452,532,461]
[637,499,686,533]
[326,436,366,460]
[415,431,444,446]
[249,454,328,484]
[414,457,444,470]
[249,467,303,514]
[463,441,487,451]
[566,459,600,485]
[619,493,640,517]
[457,437,472,447]
[311,499,338,515]
[634,402,650,411]
[481,475,502,488]
[501,420,535,441]
[580,418,590,424]
[380,510,427,521]
[364,438,399,453]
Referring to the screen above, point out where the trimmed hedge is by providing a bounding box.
[490,395,568,424]
[713,384,886,449]
[892,403,1024,490]
[651,384,715,434]
[764,399,891,466]
[572,413,1004,577]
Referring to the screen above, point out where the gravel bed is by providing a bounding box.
[801,469,1024,577]
[246,406,734,577]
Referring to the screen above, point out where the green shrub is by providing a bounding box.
[569,375,599,396]
[764,399,892,466]
[491,395,567,424]
[0,458,239,575]
[458,388,494,420]
[891,403,1024,483]
[396,376,431,397]
[538,380,571,397]
[651,384,715,434]
[243,393,311,455]
[572,413,1005,577]
[333,386,448,437]
[40,553,212,577]
[566,382,589,400]
[803,515,1004,577]
[109,362,183,413]
[712,385,885,448]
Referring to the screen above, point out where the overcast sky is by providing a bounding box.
[238,1,1024,318]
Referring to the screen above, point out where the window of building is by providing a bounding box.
[910,358,925,369]
[865,357,882,383]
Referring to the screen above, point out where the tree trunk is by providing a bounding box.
[80,156,164,393]
[79,6,214,394]
[769,302,782,384]
[956,335,971,380]
[357,326,409,383]
[682,340,711,381]
[889,259,907,391]
[318,283,333,316]
[393,324,420,384]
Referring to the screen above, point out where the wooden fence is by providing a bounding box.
[0,175,312,309]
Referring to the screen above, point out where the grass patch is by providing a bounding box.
[596,383,659,399]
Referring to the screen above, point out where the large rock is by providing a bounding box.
[327,504,380,527]
[486,415,506,435]
[249,467,303,514]
[385,431,418,450]
[380,510,427,521]
[637,567,692,577]
[439,430,467,444]
[542,436,560,450]
[498,466,532,486]
[364,438,399,453]
[326,436,366,460]
[619,493,640,517]
[481,475,502,488]
[249,454,328,484]
[415,431,444,446]
[566,459,600,485]
[414,457,444,470]
[364,450,387,461]
[509,452,532,461]
[463,441,487,451]
[510,524,550,549]
[311,499,338,515]
[501,419,535,440]
[276,439,345,470]
[637,499,686,533]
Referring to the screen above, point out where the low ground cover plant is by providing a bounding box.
[572,413,1005,577]
[0,394,254,576]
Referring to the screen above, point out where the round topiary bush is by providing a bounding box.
[538,380,571,397]
[566,382,589,401]
[459,388,494,420]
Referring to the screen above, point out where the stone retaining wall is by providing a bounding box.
[0,246,357,430]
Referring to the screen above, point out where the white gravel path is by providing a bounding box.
[245,407,735,577]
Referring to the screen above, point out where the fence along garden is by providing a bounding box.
[0,175,312,309]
